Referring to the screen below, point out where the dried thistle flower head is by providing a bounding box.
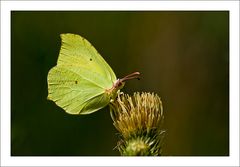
[110,92,165,156]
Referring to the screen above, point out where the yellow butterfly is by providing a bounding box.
[47,33,140,114]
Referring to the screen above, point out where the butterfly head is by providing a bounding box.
[113,79,125,90]
[106,72,140,100]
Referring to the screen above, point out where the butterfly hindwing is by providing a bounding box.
[48,65,110,114]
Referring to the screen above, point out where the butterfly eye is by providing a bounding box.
[118,82,123,87]
[90,58,92,61]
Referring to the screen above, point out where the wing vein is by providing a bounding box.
[65,67,107,89]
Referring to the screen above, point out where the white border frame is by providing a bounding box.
[1,1,239,166]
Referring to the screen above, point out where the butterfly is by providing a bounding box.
[47,33,140,115]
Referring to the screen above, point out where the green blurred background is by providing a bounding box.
[11,11,229,156]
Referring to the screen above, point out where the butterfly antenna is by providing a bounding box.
[120,72,140,82]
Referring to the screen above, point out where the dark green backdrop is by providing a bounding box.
[11,11,229,156]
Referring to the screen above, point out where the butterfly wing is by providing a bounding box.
[58,33,116,85]
[48,66,111,114]
[47,34,116,114]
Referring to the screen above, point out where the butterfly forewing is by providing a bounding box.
[58,34,116,85]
